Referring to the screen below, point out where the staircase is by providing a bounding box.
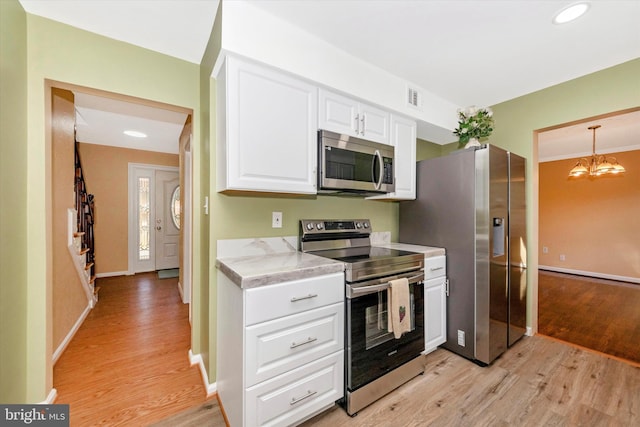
[69,139,98,306]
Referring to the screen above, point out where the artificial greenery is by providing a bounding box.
[454,106,494,147]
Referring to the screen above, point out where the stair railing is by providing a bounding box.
[74,138,96,283]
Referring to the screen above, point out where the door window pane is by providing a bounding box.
[138,177,150,261]
[170,186,180,229]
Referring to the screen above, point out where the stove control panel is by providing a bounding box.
[300,219,371,236]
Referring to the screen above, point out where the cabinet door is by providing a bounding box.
[245,352,343,427]
[424,276,447,353]
[245,273,344,325]
[224,57,318,194]
[318,89,359,137]
[367,115,416,200]
[359,102,390,144]
[245,302,344,386]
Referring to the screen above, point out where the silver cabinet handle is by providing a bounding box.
[290,293,318,302]
[290,390,317,405]
[290,336,317,349]
[430,266,444,271]
[361,114,365,135]
[355,113,360,134]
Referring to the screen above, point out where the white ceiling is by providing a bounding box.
[19,0,640,155]
[538,110,640,162]
[74,93,188,154]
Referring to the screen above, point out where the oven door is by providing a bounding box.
[346,272,424,391]
[319,130,395,193]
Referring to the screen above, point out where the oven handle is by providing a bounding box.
[347,272,424,298]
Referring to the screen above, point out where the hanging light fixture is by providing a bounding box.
[568,125,625,178]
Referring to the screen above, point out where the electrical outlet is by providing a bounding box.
[457,330,465,347]
[272,211,283,228]
[560,254,566,261]
[542,246,549,254]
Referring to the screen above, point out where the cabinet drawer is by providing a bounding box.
[245,273,344,325]
[424,255,446,280]
[245,351,344,427]
[245,302,344,386]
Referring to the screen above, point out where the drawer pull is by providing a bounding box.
[290,336,317,349]
[290,389,317,405]
[430,266,444,271]
[290,293,318,302]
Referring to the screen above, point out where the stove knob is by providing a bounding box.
[316,223,324,230]
[306,223,314,231]
[363,222,370,229]
[355,222,362,229]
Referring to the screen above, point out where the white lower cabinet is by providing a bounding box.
[217,271,345,426]
[245,352,343,427]
[245,303,344,386]
[423,255,447,354]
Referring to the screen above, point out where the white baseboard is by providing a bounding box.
[189,350,217,397]
[178,281,185,302]
[526,326,533,336]
[53,302,92,365]
[39,388,57,404]
[538,265,639,284]
[96,270,129,278]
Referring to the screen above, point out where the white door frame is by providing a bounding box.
[183,148,192,307]
[127,163,179,275]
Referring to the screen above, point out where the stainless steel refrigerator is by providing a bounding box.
[399,144,527,365]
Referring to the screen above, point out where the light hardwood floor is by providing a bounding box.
[302,336,640,426]
[53,272,211,426]
[55,272,639,426]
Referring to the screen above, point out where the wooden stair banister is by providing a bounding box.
[74,138,96,285]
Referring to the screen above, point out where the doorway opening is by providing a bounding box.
[535,107,640,363]
[49,80,196,400]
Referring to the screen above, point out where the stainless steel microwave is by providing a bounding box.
[318,130,395,194]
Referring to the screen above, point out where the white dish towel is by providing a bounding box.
[388,277,411,339]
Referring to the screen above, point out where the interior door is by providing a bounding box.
[155,170,180,270]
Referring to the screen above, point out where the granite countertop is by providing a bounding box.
[216,251,345,289]
[375,242,446,258]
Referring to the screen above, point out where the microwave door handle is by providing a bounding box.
[372,149,383,190]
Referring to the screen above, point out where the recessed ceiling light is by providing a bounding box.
[553,2,590,24]
[123,130,147,138]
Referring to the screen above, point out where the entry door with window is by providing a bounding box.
[130,165,179,273]
[155,170,180,270]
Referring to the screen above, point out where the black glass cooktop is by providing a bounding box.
[311,246,421,264]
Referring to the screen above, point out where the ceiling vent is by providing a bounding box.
[407,86,421,109]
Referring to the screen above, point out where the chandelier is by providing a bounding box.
[568,125,625,177]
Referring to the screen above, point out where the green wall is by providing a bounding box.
[0,0,28,404]
[488,58,640,328]
[416,138,446,161]
[193,1,222,381]
[21,12,201,402]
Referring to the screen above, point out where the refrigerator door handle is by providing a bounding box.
[445,278,450,297]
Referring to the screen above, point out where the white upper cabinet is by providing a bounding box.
[318,89,390,144]
[367,114,417,200]
[216,56,318,194]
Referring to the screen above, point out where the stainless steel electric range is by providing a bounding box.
[300,219,426,416]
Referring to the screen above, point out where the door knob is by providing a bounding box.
[156,226,162,231]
